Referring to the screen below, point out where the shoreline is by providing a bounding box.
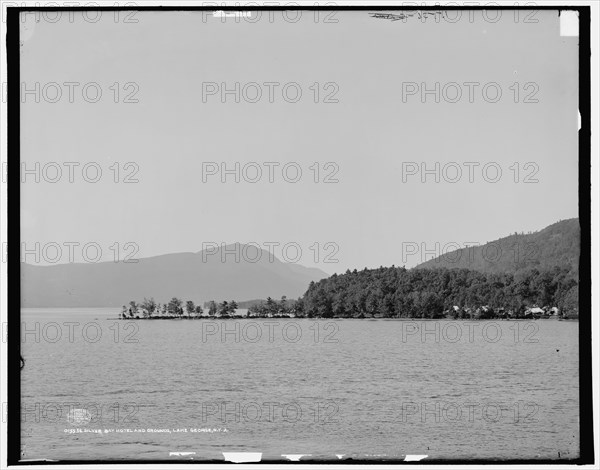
[110,315,578,321]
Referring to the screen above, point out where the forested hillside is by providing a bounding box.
[415,218,579,275]
[300,265,578,318]
[299,219,580,319]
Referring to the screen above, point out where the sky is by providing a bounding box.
[18,9,580,272]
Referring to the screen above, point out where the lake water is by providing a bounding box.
[19,308,579,462]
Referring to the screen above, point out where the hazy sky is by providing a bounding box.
[19,9,579,271]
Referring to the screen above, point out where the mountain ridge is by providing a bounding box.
[414,218,579,275]
[21,243,329,308]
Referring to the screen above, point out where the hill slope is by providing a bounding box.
[299,219,581,318]
[21,244,329,307]
[415,218,580,275]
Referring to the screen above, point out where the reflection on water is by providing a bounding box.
[20,309,579,461]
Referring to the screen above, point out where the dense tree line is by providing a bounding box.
[299,266,579,319]
[121,298,238,319]
[247,296,301,317]
[120,266,579,320]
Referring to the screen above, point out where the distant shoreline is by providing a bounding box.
[111,315,578,321]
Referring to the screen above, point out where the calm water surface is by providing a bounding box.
[20,308,579,461]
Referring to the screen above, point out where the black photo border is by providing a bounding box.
[5,4,593,466]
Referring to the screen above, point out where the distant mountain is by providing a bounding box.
[415,218,580,275]
[21,244,329,308]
